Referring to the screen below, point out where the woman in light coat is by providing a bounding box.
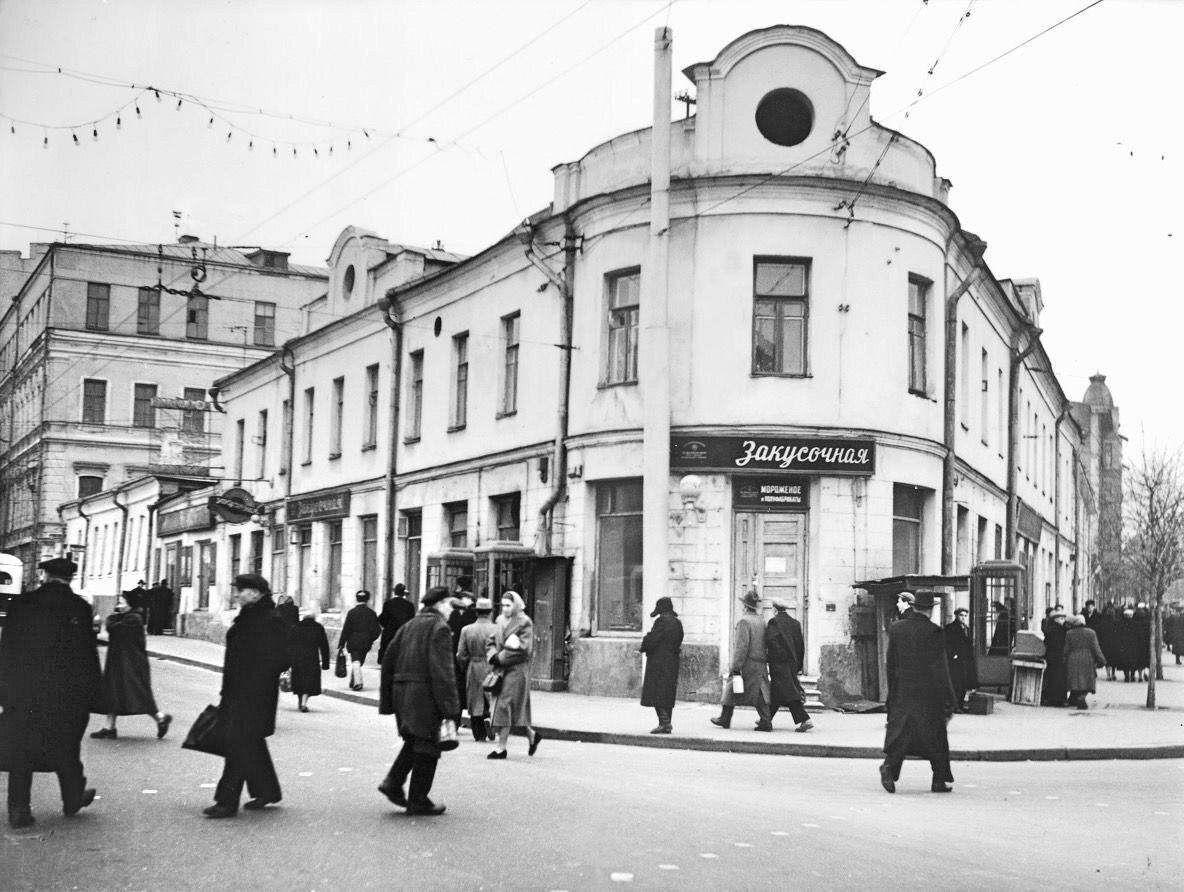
[485,591,541,759]
[1063,614,1106,709]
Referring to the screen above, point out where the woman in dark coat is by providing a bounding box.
[1041,610,1068,706]
[766,599,813,732]
[1097,603,1120,680]
[639,596,683,734]
[91,593,172,739]
[485,591,541,759]
[1063,615,1106,709]
[275,594,299,628]
[1115,607,1140,682]
[287,606,330,712]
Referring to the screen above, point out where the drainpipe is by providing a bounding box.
[378,292,403,596]
[1072,453,1081,603]
[1053,407,1070,607]
[940,236,986,575]
[114,488,130,593]
[1006,324,1043,558]
[278,344,296,595]
[76,500,92,586]
[145,500,158,584]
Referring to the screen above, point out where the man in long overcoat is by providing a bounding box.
[378,586,459,816]
[338,590,383,691]
[0,557,101,828]
[880,590,957,794]
[711,588,772,731]
[943,607,977,713]
[640,596,683,734]
[766,599,813,732]
[1041,608,1068,706]
[456,597,497,740]
[203,574,290,819]
[378,583,415,661]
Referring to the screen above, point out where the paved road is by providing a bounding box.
[6,658,1182,891]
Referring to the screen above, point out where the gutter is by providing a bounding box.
[1053,406,1071,606]
[378,291,403,595]
[113,488,129,593]
[1006,324,1043,558]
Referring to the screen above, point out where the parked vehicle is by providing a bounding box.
[0,552,24,627]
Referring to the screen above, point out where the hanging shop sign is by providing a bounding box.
[732,476,810,511]
[209,487,257,524]
[671,436,875,476]
[1015,499,1044,543]
[158,504,214,536]
[287,488,351,523]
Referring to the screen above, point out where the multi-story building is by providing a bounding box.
[0,238,327,580]
[1073,373,1123,604]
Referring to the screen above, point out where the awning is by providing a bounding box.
[852,574,969,597]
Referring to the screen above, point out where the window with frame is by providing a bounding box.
[326,521,343,610]
[451,333,468,429]
[271,525,287,595]
[137,287,160,335]
[186,294,208,340]
[132,383,157,428]
[233,418,245,484]
[77,475,103,498]
[302,387,314,463]
[907,276,928,394]
[605,270,639,384]
[364,363,379,448]
[491,493,520,541]
[403,510,422,601]
[229,533,242,579]
[752,258,809,376]
[82,379,107,423]
[595,479,644,632]
[181,387,206,433]
[85,282,110,331]
[253,301,276,347]
[360,515,378,595]
[501,313,519,414]
[959,323,970,426]
[280,399,292,472]
[892,484,925,575]
[407,350,423,440]
[980,348,989,445]
[257,409,268,478]
[444,500,468,548]
[249,529,264,576]
[330,376,344,457]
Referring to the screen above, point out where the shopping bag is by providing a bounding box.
[278,669,292,693]
[181,704,228,758]
[335,651,347,678]
[437,718,459,752]
[731,675,745,695]
[482,668,505,695]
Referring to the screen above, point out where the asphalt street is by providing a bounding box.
[4,657,1182,892]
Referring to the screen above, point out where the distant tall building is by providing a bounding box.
[1072,373,1123,603]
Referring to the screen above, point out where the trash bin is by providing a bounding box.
[1009,658,1045,706]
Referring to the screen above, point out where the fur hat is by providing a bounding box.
[38,557,77,578]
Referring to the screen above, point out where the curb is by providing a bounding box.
[146,648,1184,762]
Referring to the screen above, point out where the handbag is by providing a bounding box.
[278,669,292,693]
[482,668,505,695]
[335,651,347,679]
[731,675,745,695]
[181,704,228,758]
[437,718,459,752]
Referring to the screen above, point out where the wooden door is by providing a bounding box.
[732,512,808,667]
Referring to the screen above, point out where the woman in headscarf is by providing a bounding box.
[90,592,172,740]
[1063,614,1106,709]
[287,603,330,712]
[485,591,541,759]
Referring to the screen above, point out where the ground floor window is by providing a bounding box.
[326,520,343,610]
[403,510,422,601]
[271,526,286,596]
[296,526,312,604]
[229,533,242,579]
[892,484,924,575]
[595,479,643,632]
[249,530,264,576]
[360,515,378,595]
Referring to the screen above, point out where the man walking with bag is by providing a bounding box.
[710,588,772,731]
[338,590,382,691]
[766,598,813,733]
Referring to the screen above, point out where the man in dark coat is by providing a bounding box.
[640,596,683,734]
[447,582,477,706]
[0,557,101,828]
[378,583,416,661]
[944,607,977,713]
[338,590,383,691]
[147,579,174,635]
[1166,606,1184,666]
[378,586,460,816]
[766,599,813,732]
[203,574,290,819]
[879,590,957,794]
[711,588,772,731]
[1041,608,1068,706]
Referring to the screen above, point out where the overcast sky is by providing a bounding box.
[1,0,1179,456]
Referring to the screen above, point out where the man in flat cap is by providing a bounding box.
[766,599,813,732]
[711,588,772,731]
[880,590,957,794]
[0,557,101,828]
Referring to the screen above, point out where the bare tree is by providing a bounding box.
[1123,446,1184,708]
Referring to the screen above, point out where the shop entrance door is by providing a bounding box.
[732,512,808,668]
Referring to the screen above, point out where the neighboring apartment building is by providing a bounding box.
[0,238,327,581]
[1072,373,1123,604]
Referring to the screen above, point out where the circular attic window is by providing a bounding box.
[755,88,814,147]
[342,264,356,299]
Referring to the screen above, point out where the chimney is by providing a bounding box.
[178,234,201,245]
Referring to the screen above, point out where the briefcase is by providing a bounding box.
[181,704,228,757]
[335,651,348,679]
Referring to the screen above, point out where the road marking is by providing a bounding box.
[1154,811,1169,816]
[734,842,753,848]
[658,865,679,871]
[298,772,313,777]
[200,783,215,789]
[1045,796,1059,800]
[1095,803,1109,807]
[963,784,978,789]
[802,823,820,828]
[699,853,719,859]
[142,789,158,794]
[1008,791,1022,795]
[771,831,789,836]
[338,767,352,772]
[609,873,633,882]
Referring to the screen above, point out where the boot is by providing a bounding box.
[709,706,733,729]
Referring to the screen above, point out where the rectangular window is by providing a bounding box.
[995,523,1004,560]
[606,270,640,384]
[403,510,422,601]
[229,533,242,579]
[407,351,423,440]
[364,363,379,448]
[82,379,107,423]
[360,515,378,595]
[303,387,314,463]
[77,475,103,498]
[280,399,292,472]
[85,282,110,331]
[444,500,468,548]
[595,480,644,632]
[249,529,264,576]
[907,276,928,394]
[752,258,809,376]
[296,526,312,603]
[233,418,245,484]
[997,369,1005,452]
[959,323,970,425]
[186,294,208,340]
[182,386,206,433]
[892,484,924,575]
[137,287,160,335]
[980,348,989,445]
[133,383,157,428]
[180,546,192,588]
[492,493,521,542]
[451,333,468,429]
[257,409,268,478]
[501,312,519,414]
[253,301,276,347]
[330,376,344,457]
[271,526,287,596]
[326,521,343,610]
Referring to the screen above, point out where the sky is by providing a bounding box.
[1,0,1180,456]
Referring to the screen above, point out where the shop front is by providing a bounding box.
[285,486,351,611]
[157,492,217,635]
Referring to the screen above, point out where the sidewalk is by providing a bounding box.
[142,635,1184,761]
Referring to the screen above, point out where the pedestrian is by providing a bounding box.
[90,593,172,740]
[1098,602,1121,680]
[288,603,330,713]
[1063,614,1106,709]
[202,574,289,819]
[1166,605,1184,666]
[456,597,497,740]
[879,590,957,794]
[148,579,174,636]
[765,599,813,732]
[1115,606,1140,682]
[711,588,772,731]
[126,580,149,628]
[1041,607,1068,707]
[639,596,683,735]
[988,599,1012,655]
[943,606,977,713]
[338,590,382,691]
[0,557,101,829]
[448,584,477,705]
[377,586,460,816]
[275,594,299,628]
[1133,603,1152,681]
[378,583,415,660]
[485,591,542,760]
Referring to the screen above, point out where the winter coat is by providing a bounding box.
[722,611,770,707]
[275,601,299,628]
[1114,616,1143,671]
[147,584,174,634]
[1132,611,1152,670]
[640,612,683,709]
[943,620,978,696]
[487,613,533,728]
[339,604,382,659]
[288,617,330,696]
[0,580,102,772]
[1041,622,1068,706]
[1064,626,1106,693]
[97,610,157,716]
[766,612,805,708]
[379,610,460,747]
[456,617,496,716]
[219,597,289,740]
[883,612,955,763]
[1166,612,1184,655]
[1097,608,1121,666]
[378,596,416,659]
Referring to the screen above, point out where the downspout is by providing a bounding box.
[1053,407,1070,607]
[278,344,296,596]
[1072,453,1081,603]
[145,500,158,584]
[379,292,403,596]
[1006,324,1043,558]
[114,488,129,593]
[76,500,92,586]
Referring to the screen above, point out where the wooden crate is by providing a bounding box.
[1009,659,1045,706]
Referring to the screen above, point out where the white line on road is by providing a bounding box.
[771,831,789,836]
[298,772,313,777]
[658,865,680,870]
[200,783,215,789]
[609,873,633,882]
[699,853,719,859]
[734,842,753,848]
[802,823,820,828]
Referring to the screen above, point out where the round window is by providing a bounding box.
[342,265,356,299]
[754,88,814,147]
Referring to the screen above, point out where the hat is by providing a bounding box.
[475,597,493,611]
[1050,606,1066,618]
[896,591,916,605]
[38,557,77,577]
[912,590,937,610]
[954,606,969,616]
[650,596,677,617]
[770,598,791,611]
[739,589,760,610]
[232,573,271,595]
[1067,614,1086,627]
[421,586,452,608]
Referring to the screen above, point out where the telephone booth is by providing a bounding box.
[970,559,1026,690]
[472,542,534,605]
[426,549,475,592]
